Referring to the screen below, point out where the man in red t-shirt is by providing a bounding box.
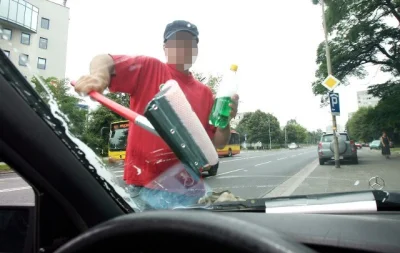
[74,20,239,211]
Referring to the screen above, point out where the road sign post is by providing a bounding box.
[320,0,340,168]
[329,93,340,116]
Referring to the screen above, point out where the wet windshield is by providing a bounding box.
[1,0,399,212]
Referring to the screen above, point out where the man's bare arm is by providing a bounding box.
[75,54,114,94]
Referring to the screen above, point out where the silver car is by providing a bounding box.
[317,133,358,165]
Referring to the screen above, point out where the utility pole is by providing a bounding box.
[321,0,340,168]
[268,120,272,150]
[284,127,287,147]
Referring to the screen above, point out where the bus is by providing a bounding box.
[107,120,240,163]
[217,130,241,157]
[108,120,129,164]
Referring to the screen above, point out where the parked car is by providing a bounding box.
[317,132,358,165]
[370,140,381,150]
[355,143,362,149]
[288,143,299,150]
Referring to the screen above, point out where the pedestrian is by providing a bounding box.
[380,131,391,159]
[74,20,239,211]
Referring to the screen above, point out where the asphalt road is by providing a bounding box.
[104,147,317,199]
[0,147,317,205]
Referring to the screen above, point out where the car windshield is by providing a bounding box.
[1,0,399,213]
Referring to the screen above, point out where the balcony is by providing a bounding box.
[0,0,38,33]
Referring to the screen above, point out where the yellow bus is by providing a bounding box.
[217,130,241,157]
[107,120,240,163]
[108,120,129,164]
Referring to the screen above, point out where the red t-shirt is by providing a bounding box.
[109,55,216,195]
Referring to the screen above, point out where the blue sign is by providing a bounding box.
[329,93,340,116]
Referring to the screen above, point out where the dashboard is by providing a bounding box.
[221,212,400,253]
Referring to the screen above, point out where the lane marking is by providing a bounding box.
[0,177,23,182]
[255,161,271,167]
[291,155,297,157]
[206,168,245,179]
[0,186,31,193]
[277,157,288,160]
[262,159,319,198]
[216,168,244,176]
[220,149,314,164]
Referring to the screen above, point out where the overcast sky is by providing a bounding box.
[57,0,390,132]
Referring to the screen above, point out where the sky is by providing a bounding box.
[56,0,391,132]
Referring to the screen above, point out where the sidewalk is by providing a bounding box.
[292,149,400,195]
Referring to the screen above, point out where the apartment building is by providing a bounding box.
[0,0,69,82]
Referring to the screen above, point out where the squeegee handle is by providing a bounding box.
[70,81,158,135]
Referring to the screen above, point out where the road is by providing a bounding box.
[3,146,396,205]
[0,147,316,205]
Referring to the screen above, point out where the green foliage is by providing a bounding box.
[236,110,282,145]
[192,71,223,94]
[32,76,87,138]
[284,119,308,144]
[346,83,400,143]
[312,0,400,97]
[82,92,130,155]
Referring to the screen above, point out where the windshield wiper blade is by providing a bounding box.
[176,190,400,212]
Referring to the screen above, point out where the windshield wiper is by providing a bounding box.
[175,190,400,212]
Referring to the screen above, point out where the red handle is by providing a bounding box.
[70,81,139,122]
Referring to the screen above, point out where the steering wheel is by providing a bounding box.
[55,211,316,253]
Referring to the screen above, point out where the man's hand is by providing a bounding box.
[74,73,110,95]
[212,94,239,149]
[228,94,239,121]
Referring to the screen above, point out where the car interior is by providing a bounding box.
[1,52,400,253]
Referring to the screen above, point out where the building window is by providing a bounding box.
[3,50,10,57]
[39,37,48,49]
[37,57,46,70]
[19,54,29,66]
[1,28,12,40]
[21,32,30,45]
[41,18,50,29]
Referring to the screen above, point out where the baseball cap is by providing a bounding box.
[164,20,199,43]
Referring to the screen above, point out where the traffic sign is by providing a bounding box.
[329,93,340,116]
[322,75,340,91]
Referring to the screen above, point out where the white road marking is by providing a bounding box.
[291,155,297,157]
[0,177,22,182]
[216,168,244,176]
[277,157,288,160]
[255,161,271,167]
[263,159,319,198]
[220,148,314,164]
[0,186,31,193]
[206,168,245,178]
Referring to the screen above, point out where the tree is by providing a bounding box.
[312,0,400,101]
[284,119,308,143]
[236,110,282,145]
[82,92,130,154]
[192,71,223,94]
[32,76,87,138]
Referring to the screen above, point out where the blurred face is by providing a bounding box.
[383,132,387,137]
[164,31,198,70]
